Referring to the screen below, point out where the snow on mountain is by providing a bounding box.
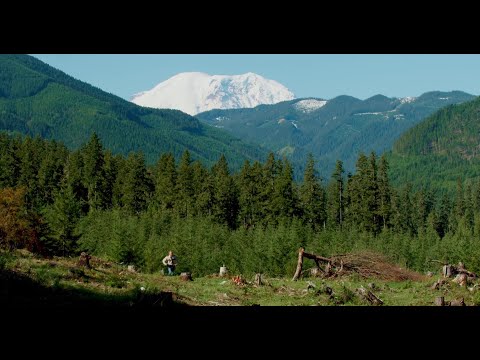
[294,99,327,113]
[131,72,295,115]
[400,96,416,104]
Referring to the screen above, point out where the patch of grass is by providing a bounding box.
[2,249,479,306]
[105,278,127,288]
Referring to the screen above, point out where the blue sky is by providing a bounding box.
[32,54,480,100]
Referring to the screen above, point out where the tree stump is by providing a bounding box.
[434,296,445,306]
[357,287,383,306]
[254,273,263,286]
[453,273,468,287]
[442,265,453,278]
[450,298,465,306]
[180,272,192,281]
[78,252,91,269]
[127,265,136,273]
[219,266,228,277]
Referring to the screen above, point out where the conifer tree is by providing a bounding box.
[212,155,239,229]
[154,153,177,211]
[81,133,106,211]
[300,154,326,228]
[327,159,344,228]
[176,150,194,217]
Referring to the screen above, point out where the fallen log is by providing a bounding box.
[292,248,305,281]
[356,287,383,306]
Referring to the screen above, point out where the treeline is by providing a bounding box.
[1,132,480,276]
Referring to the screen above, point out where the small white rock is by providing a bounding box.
[140,287,145,291]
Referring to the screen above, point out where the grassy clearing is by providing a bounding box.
[1,249,479,306]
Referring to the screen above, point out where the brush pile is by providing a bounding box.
[293,248,423,281]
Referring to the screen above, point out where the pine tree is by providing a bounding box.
[44,183,82,256]
[153,153,177,211]
[192,161,214,216]
[122,152,153,215]
[454,177,465,220]
[37,140,67,207]
[271,158,298,222]
[176,150,194,217]
[327,159,344,228]
[101,150,118,210]
[63,151,88,214]
[436,193,451,238]
[18,137,41,210]
[238,160,263,228]
[211,155,239,229]
[261,152,280,224]
[300,154,326,229]
[0,134,20,188]
[347,153,377,232]
[377,154,391,230]
[81,133,106,211]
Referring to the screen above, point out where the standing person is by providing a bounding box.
[162,250,177,275]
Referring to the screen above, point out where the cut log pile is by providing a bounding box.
[292,248,422,281]
[430,260,478,288]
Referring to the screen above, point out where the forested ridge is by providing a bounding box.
[197,91,475,178]
[0,54,266,169]
[2,132,479,277]
[389,96,480,193]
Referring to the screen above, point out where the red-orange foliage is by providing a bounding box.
[0,187,45,254]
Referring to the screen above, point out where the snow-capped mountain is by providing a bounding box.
[131,72,295,115]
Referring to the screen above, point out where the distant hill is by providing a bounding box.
[196,91,475,177]
[388,96,480,193]
[0,55,267,168]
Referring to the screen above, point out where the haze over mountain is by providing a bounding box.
[131,72,295,115]
[197,91,476,178]
[0,55,267,168]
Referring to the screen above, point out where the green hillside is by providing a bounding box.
[197,91,475,177]
[0,54,266,168]
[389,96,480,193]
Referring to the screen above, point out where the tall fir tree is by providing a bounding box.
[327,159,344,228]
[301,154,326,229]
[211,155,239,229]
[377,154,391,230]
[153,153,177,211]
[81,133,106,211]
[121,152,153,215]
[176,150,194,217]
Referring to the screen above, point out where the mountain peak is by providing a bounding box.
[131,72,295,115]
